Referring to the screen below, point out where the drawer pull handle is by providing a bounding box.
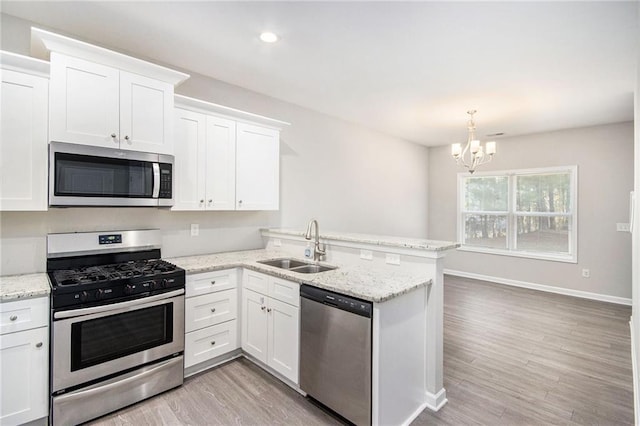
[267,308,272,313]
[261,306,266,311]
[211,341,216,346]
[210,308,216,313]
[9,315,17,321]
[35,342,43,348]
[211,280,216,285]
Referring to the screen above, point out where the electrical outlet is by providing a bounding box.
[273,238,282,247]
[385,253,400,265]
[616,223,631,232]
[360,250,373,261]
[582,269,590,278]
[190,224,199,237]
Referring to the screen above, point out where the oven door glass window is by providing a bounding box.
[70,303,173,371]
[55,152,153,198]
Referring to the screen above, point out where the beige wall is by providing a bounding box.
[0,13,430,275]
[429,122,634,299]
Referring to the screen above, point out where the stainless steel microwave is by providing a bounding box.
[49,142,174,207]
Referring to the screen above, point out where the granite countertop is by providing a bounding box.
[0,273,51,302]
[261,228,460,252]
[167,249,432,303]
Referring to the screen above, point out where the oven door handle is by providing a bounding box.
[54,289,184,320]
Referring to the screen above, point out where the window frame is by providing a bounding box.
[457,165,578,263]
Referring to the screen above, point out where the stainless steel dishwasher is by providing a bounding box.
[300,284,373,426]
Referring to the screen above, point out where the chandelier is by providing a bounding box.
[451,110,496,174]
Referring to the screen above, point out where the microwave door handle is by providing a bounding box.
[152,163,160,198]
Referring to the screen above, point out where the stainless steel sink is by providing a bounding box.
[258,258,309,269]
[257,258,337,274]
[289,264,337,274]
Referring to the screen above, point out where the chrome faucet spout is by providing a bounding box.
[304,219,325,261]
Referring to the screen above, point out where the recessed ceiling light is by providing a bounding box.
[260,32,279,43]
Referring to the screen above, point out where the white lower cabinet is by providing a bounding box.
[0,296,49,425]
[184,270,240,369]
[241,271,299,384]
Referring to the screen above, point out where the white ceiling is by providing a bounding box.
[2,1,637,146]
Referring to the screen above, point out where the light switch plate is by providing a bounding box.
[273,238,282,247]
[190,224,199,237]
[360,250,373,260]
[386,253,400,265]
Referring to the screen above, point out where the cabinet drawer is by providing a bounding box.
[185,289,237,333]
[184,320,238,368]
[269,277,300,307]
[0,296,48,335]
[243,270,269,295]
[186,269,237,297]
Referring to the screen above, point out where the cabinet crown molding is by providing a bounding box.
[31,27,190,86]
[175,95,290,130]
[0,50,50,78]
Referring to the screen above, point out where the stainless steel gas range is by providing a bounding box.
[46,229,185,426]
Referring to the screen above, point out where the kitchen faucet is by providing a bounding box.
[304,219,326,261]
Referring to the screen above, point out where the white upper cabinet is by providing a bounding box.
[173,95,288,211]
[32,28,189,155]
[236,123,280,211]
[50,53,174,154]
[0,52,49,211]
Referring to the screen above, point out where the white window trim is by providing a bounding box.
[457,165,578,263]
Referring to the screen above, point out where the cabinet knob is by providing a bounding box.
[208,199,212,203]
[110,133,117,138]
[210,280,216,285]
[124,135,130,141]
[200,199,204,204]
[35,342,43,348]
[238,200,243,205]
[9,315,17,321]
[261,306,266,311]
[210,341,216,346]
[210,308,216,313]
[267,308,272,313]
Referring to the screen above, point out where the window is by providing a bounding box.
[458,166,577,262]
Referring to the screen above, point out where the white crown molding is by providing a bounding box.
[0,50,50,78]
[31,27,189,86]
[174,94,290,129]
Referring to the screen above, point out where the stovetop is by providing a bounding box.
[50,259,180,287]
[48,257,185,310]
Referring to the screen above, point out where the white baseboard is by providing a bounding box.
[424,388,447,412]
[444,269,632,306]
[630,318,639,426]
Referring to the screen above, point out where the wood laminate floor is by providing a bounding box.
[88,276,633,426]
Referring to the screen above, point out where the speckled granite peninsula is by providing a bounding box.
[170,227,458,424]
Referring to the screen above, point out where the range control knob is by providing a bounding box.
[162,279,172,288]
[151,280,165,290]
[94,289,105,300]
[79,291,89,302]
[124,284,134,295]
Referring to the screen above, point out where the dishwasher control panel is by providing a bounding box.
[300,284,372,317]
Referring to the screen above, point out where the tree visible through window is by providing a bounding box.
[458,166,577,262]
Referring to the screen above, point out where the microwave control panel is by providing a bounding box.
[159,164,172,199]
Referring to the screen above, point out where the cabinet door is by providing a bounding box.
[205,116,236,210]
[0,327,48,425]
[241,289,268,363]
[0,69,48,211]
[120,71,173,155]
[267,298,300,384]
[49,53,120,148]
[173,108,206,210]
[235,123,280,210]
